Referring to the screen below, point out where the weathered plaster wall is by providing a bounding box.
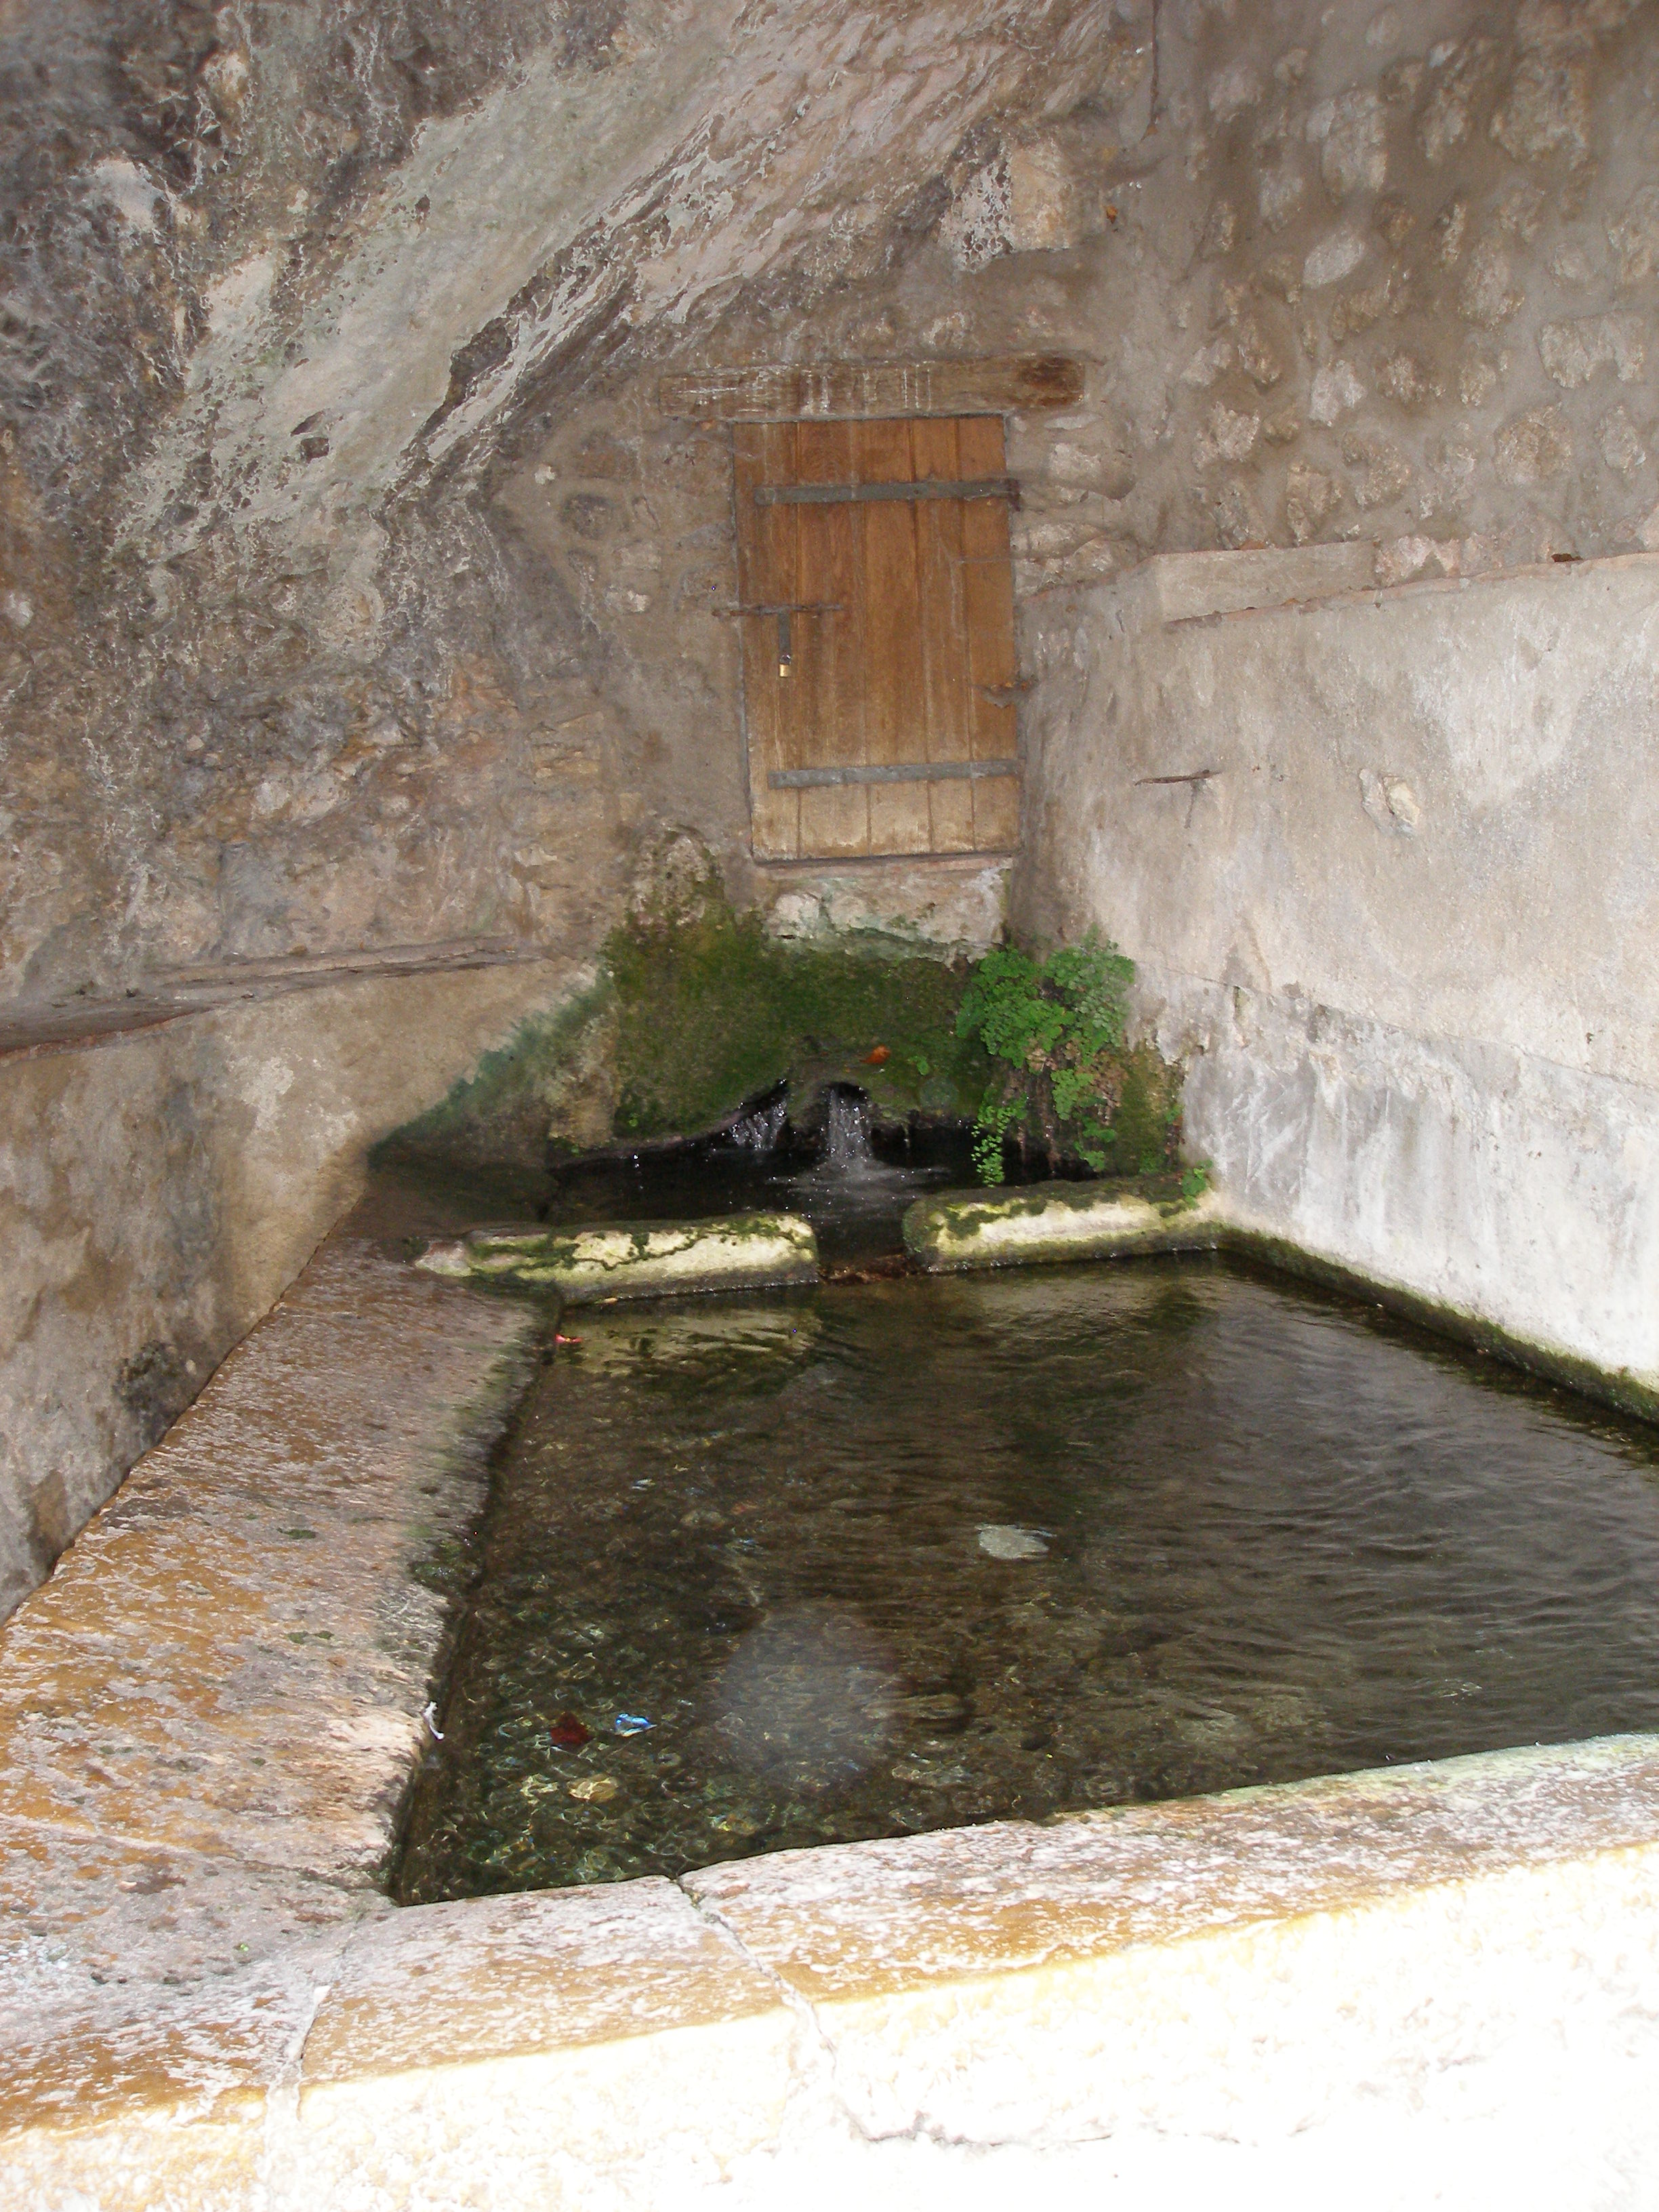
[0,957,567,1619]
[1017,546,1659,1389]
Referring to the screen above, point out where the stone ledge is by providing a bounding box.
[5,1740,1659,2205]
[0,939,556,1063]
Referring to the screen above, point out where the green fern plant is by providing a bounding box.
[956,930,1177,1185]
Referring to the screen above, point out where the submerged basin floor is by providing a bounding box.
[398,1256,1659,1902]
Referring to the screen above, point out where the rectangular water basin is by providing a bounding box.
[398,1255,1659,1902]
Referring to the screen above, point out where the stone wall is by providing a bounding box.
[1015,544,1659,1390]
[0,958,568,1620]
[8,0,1659,1001]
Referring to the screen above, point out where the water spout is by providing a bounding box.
[819,1086,876,1176]
[729,1096,788,1153]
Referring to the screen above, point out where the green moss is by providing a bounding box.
[607,888,990,1140]
[1179,1158,1212,1206]
[374,981,614,1174]
[377,860,1190,1179]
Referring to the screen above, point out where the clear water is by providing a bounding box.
[397,1258,1659,1902]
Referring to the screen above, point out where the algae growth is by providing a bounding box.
[607,884,990,1141]
[377,855,1187,1182]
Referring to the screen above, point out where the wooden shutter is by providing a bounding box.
[732,416,1020,861]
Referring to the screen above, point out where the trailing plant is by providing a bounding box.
[956,930,1182,1183]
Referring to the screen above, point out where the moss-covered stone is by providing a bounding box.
[607,882,991,1141]
[904,1178,1223,1273]
[417,1212,819,1302]
[375,846,1188,1179]
[374,980,617,1174]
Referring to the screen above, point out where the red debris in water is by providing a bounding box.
[863,1044,890,1065]
[548,1711,590,1749]
[555,1333,583,1347]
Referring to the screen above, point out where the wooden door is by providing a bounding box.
[732,416,1020,861]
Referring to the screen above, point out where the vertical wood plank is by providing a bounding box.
[957,415,1020,851]
[911,415,974,854]
[733,422,800,859]
[794,421,869,857]
[857,418,930,855]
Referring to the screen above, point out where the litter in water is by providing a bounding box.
[978,1524,1050,1561]
[569,1775,619,1803]
[421,1701,445,1740]
[615,1713,653,1736]
[548,1711,590,1749]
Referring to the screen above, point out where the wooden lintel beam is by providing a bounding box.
[658,355,1084,422]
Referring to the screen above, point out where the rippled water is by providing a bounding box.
[397,1258,1659,1902]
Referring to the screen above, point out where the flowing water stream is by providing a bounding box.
[397,1255,1659,1902]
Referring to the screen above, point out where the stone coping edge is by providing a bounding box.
[5,1734,1659,2205]
[10,1222,1659,2202]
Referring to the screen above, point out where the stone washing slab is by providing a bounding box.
[903,1182,1224,1271]
[418,1210,819,1301]
[0,1242,536,1880]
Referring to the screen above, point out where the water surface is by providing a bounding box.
[398,1258,1659,1901]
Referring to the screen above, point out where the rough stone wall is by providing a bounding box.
[501,0,1659,890]
[0,0,1121,1001]
[1094,0,1659,580]
[12,0,1657,1003]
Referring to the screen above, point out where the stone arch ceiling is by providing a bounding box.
[0,0,1139,994]
[3,0,1124,556]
